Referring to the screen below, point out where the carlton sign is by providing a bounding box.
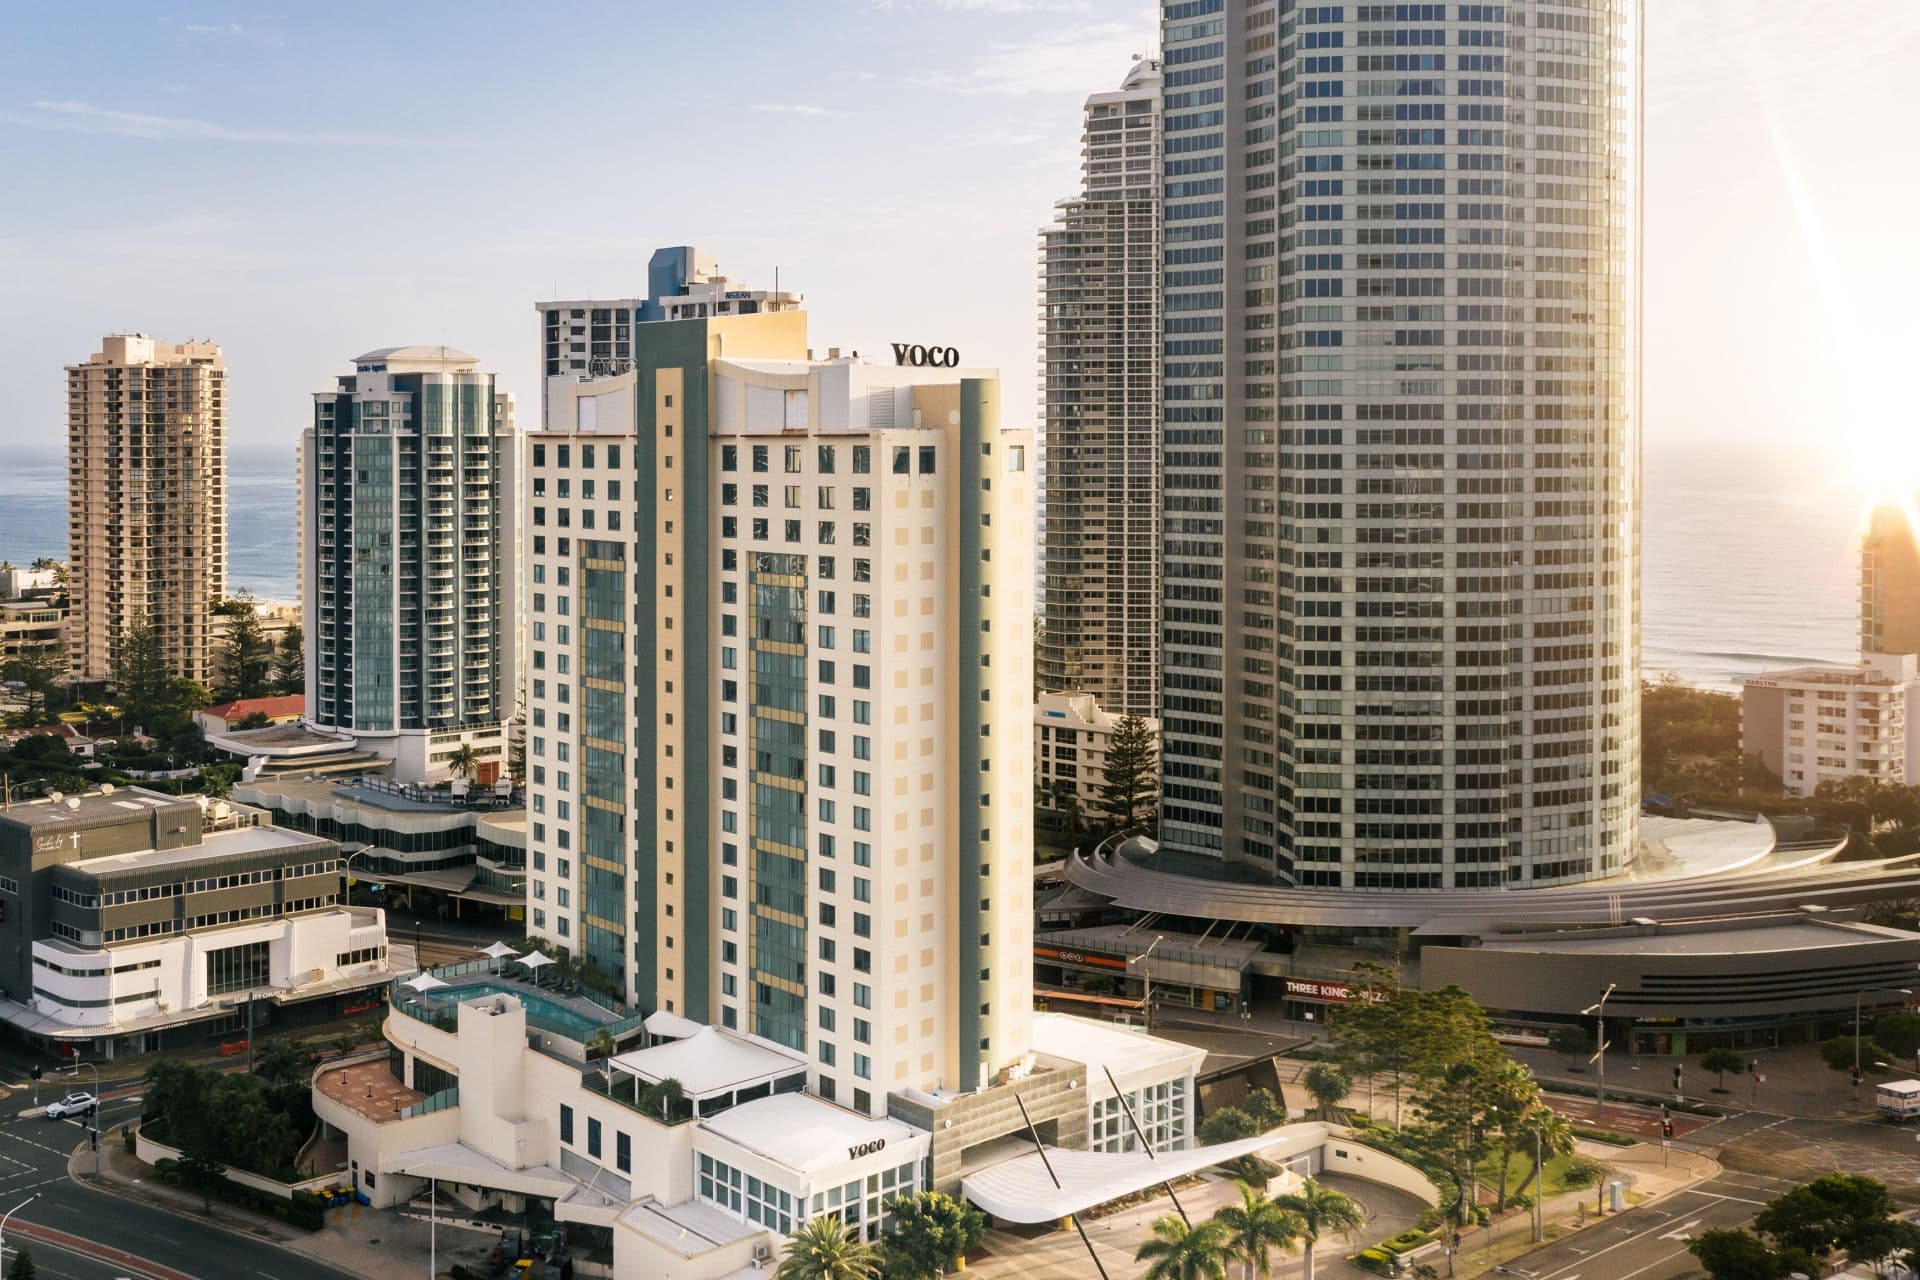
[891,342,960,368]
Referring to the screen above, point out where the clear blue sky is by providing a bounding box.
[0,1,1913,490]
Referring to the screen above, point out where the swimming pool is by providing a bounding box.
[436,981,615,1041]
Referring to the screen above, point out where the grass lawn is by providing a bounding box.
[1473,1150,1588,1203]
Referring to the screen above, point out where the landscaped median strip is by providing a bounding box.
[10,1217,198,1280]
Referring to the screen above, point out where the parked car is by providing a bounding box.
[45,1092,95,1119]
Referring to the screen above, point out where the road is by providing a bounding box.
[1500,1168,1803,1280]
[0,1089,353,1280]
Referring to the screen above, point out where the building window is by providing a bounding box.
[560,1104,574,1145]
[205,941,270,996]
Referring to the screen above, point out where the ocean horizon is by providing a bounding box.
[0,447,1864,691]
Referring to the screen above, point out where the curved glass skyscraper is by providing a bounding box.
[1155,0,1642,888]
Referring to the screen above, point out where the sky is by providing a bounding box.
[0,1,1915,493]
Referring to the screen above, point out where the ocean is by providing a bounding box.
[0,450,1863,691]
[0,450,300,603]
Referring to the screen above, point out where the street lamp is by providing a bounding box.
[1855,986,1913,1077]
[1129,935,1166,1031]
[1582,982,1617,1123]
[0,1193,39,1276]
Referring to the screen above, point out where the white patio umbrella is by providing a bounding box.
[405,973,449,992]
[481,941,519,961]
[516,951,556,985]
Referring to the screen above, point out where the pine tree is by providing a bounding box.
[6,1245,36,1279]
[1098,712,1157,833]
[213,593,273,701]
[1,638,67,723]
[272,624,305,697]
[112,614,173,731]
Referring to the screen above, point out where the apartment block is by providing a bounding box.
[1149,1,1642,887]
[1744,655,1920,797]
[1037,59,1163,718]
[66,334,226,687]
[301,346,520,783]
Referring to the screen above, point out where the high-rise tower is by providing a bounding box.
[1861,502,1920,659]
[1153,1,1642,888]
[526,267,1036,1113]
[66,334,227,688]
[301,346,520,782]
[1038,59,1164,718]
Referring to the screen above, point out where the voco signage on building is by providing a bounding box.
[847,1139,887,1160]
[891,342,960,368]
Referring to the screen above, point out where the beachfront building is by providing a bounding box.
[1142,2,1643,887]
[301,346,521,784]
[0,786,395,1058]
[1037,58,1163,719]
[65,334,227,688]
[1862,502,1920,659]
[1742,653,1920,797]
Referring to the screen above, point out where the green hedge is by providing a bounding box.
[1353,1246,1397,1275]
[149,1158,325,1230]
[1379,1228,1428,1254]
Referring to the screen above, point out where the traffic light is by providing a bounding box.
[29,1066,40,1082]
[1672,1065,1682,1087]
[1853,1065,1863,1087]
[1661,1119,1674,1140]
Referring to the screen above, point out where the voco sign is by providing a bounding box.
[846,1138,887,1161]
[891,342,960,368]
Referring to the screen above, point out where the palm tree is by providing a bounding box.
[1274,1178,1365,1280]
[1135,1215,1234,1280]
[1510,1106,1576,1205]
[447,743,481,781]
[773,1215,881,1280]
[1212,1181,1305,1280]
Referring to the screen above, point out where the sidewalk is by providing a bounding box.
[75,1133,490,1280]
[1443,1140,1719,1278]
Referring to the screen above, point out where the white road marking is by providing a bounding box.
[1655,1218,1699,1241]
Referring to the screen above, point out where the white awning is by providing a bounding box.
[482,941,520,960]
[404,973,449,992]
[517,951,556,970]
[961,1126,1329,1225]
[644,1009,705,1041]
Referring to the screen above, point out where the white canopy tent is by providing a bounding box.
[404,973,449,993]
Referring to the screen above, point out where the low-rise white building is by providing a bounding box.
[1741,653,1920,796]
[314,974,1213,1279]
[1035,691,1159,820]
[0,787,395,1057]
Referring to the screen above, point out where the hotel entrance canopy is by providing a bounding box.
[960,1126,1325,1225]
